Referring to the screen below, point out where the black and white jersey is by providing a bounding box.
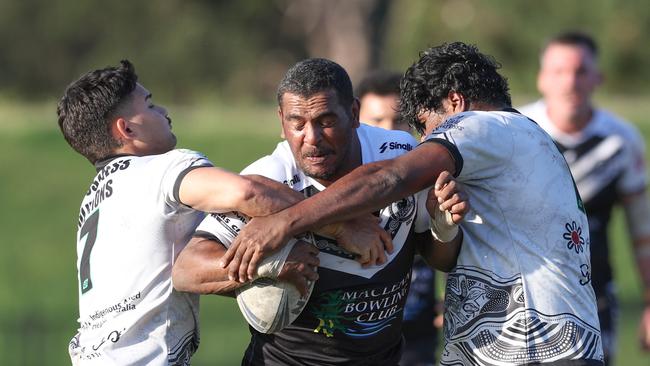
[425,110,603,365]
[195,124,431,365]
[521,101,647,295]
[68,149,211,365]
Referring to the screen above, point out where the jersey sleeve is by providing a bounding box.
[194,211,248,248]
[160,149,213,209]
[422,112,513,181]
[618,125,648,195]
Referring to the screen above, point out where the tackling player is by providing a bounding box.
[223,43,605,365]
[57,60,389,365]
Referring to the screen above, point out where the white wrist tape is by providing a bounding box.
[255,238,298,279]
[430,206,458,243]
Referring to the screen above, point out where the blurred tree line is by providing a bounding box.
[0,0,647,103]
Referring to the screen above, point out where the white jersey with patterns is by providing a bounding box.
[195,124,432,365]
[68,149,212,366]
[521,100,647,292]
[425,110,603,365]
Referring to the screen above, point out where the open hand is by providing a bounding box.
[220,214,291,283]
[432,170,469,224]
[332,214,394,267]
[278,240,320,297]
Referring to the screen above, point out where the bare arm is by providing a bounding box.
[414,231,462,272]
[178,167,304,217]
[282,142,457,232]
[621,190,650,351]
[173,236,244,295]
[173,236,320,296]
[221,142,457,281]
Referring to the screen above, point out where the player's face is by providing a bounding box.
[279,90,360,185]
[537,43,602,119]
[123,84,176,155]
[359,93,410,132]
[417,98,458,138]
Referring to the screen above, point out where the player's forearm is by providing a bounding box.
[416,231,463,272]
[172,238,246,295]
[278,160,417,238]
[277,143,455,238]
[634,239,650,305]
[622,193,650,303]
[236,174,304,217]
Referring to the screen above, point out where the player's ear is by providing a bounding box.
[447,91,466,113]
[278,106,286,139]
[350,97,361,128]
[112,117,135,141]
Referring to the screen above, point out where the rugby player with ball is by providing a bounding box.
[172,58,468,365]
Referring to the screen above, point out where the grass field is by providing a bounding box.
[0,97,648,365]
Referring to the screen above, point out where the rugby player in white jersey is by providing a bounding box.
[57,60,390,365]
[172,58,468,365]
[223,43,606,365]
[520,31,650,363]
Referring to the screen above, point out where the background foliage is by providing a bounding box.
[1,0,648,101]
[1,0,648,364]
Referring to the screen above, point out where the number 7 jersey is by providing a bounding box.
[69,149,211,366]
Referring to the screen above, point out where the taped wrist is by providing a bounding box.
[430,206,458,243]
[255,238,297,279]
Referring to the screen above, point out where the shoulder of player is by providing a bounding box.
[593,108,643,140]
[517,100,545,117]
[240,142,299,183]
[358,123,417,150]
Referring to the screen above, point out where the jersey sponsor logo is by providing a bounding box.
[434,114,465,133]
[379,141,413,154]
[87,159,130,196]
[309,273,410,338]
[283,174,301,186]
[563,221,586,254]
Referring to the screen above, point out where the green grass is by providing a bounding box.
[1,99,649,365]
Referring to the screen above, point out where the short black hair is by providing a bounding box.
[399,42,512,135]
[356,70,402,98]
[57,60,138,164]
[277,58,354,108]
[544,31,598,58]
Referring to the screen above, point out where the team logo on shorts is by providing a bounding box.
[563,221,585,254]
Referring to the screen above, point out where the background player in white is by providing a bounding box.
[519,31,650,362]
[223,42,606,365]
[173,58,467,365]
[357,70,441,366]
[57,60,388,365]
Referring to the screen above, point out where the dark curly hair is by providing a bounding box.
[57,60,138,164]
[277,58,353,109]
[399,42,511,135]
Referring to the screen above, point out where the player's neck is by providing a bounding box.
[113,144,171,157]
[547,106,593,134]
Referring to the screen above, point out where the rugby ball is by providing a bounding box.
[235,237,316,333]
